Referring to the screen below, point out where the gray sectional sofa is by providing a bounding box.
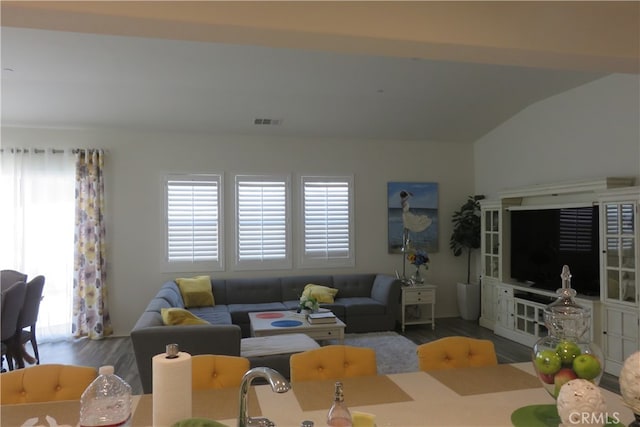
[131,273,401,393]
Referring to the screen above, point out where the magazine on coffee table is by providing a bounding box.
[307,311,337,324]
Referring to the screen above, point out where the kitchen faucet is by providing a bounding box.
[238,367,291,427]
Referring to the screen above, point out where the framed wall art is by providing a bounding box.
[387,182,439,254]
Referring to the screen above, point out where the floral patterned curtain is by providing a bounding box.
[72,149,112,339]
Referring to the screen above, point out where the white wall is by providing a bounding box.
[2,127,475,335]
[474,74,640,198]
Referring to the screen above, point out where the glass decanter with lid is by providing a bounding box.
[531,265,604,399]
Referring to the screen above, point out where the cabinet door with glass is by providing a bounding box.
[481,203,501,281]
[601,200,638,305]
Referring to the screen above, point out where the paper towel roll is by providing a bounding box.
[152,350,192,427]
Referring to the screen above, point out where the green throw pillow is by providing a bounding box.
[161,308,209,326]
[176,275,215,308]
[302,283,338,303]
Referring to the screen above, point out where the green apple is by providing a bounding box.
[553,368,578,397]
[534,349,562,375]
[555,340,582,365]
[573,353,602,380]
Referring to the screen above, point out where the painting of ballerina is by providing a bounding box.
[388,182,439,254]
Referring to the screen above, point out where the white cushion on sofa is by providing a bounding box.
[241,333,319,357]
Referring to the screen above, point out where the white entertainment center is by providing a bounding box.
[478,177,640,376]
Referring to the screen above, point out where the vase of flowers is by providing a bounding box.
[298,295,319,314]
[407,250,429,285]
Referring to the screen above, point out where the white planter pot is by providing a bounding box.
[456,282,481,321]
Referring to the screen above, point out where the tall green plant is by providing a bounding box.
[450,195,485,284]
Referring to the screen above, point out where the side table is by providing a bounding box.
[401,284,436,332]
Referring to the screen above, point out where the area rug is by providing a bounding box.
[327,331,419,374]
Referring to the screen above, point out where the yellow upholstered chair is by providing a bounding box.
[191,354,250,390]
[290,345,377,382]
[416,336,498,371]
[1,363,97,404]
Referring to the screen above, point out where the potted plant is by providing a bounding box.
[450,194,485,320]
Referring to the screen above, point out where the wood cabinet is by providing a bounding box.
[602,305,639,375]
[599,188,640,375]
[482,203,502,282]
[479,280,496,329]
[401,285,436,332]
[479,200,510,330]
[513,298,547,346]
[478,179,639,373]
[494,284,514,333]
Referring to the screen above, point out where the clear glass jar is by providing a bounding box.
[531,266,604,399]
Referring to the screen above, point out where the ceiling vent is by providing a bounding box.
[254,118,283,126]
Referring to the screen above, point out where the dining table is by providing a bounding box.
[1,362,633,427]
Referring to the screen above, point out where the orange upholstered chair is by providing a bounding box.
[191,354,250,390]
[289,345,377,382]
[416,336,498,371]
[1,364,97,404]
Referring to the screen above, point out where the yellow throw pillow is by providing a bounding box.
[161,308,209,326]
[302,284,338,303]
[176,275,215,308]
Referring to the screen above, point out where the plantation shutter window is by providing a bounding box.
[559,207,595,252]
[235,175,291,270]
[301,176,354,267]
[163,174,223,272]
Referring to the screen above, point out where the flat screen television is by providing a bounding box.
[509,206,600,296]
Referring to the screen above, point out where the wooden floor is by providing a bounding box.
[29,317,619,396]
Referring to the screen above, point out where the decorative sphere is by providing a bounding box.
[620,351,640,414]
[557,379,606,427]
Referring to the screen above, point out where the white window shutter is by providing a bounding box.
[301,176,354,267]
[235,175,291,269]
[163,174,223,272]
[559,207,595,252]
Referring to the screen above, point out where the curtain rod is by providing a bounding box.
[0,148,104,154]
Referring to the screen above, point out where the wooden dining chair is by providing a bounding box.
[289,345,377,382]
[416,336,498,371]
[15,275,46,368]
[191,354,250,390]
[1,364,98,404]
[1,281,27,371]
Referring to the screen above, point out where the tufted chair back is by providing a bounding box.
[1,364,97,404]
[289,345,377,382]
[191,354,250,390]
[416,336,498,371]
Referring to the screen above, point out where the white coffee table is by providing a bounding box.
[248,310,345,344]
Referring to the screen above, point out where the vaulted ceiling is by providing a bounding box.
[2,1,638,142]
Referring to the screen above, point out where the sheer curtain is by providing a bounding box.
[0,148,75,342]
